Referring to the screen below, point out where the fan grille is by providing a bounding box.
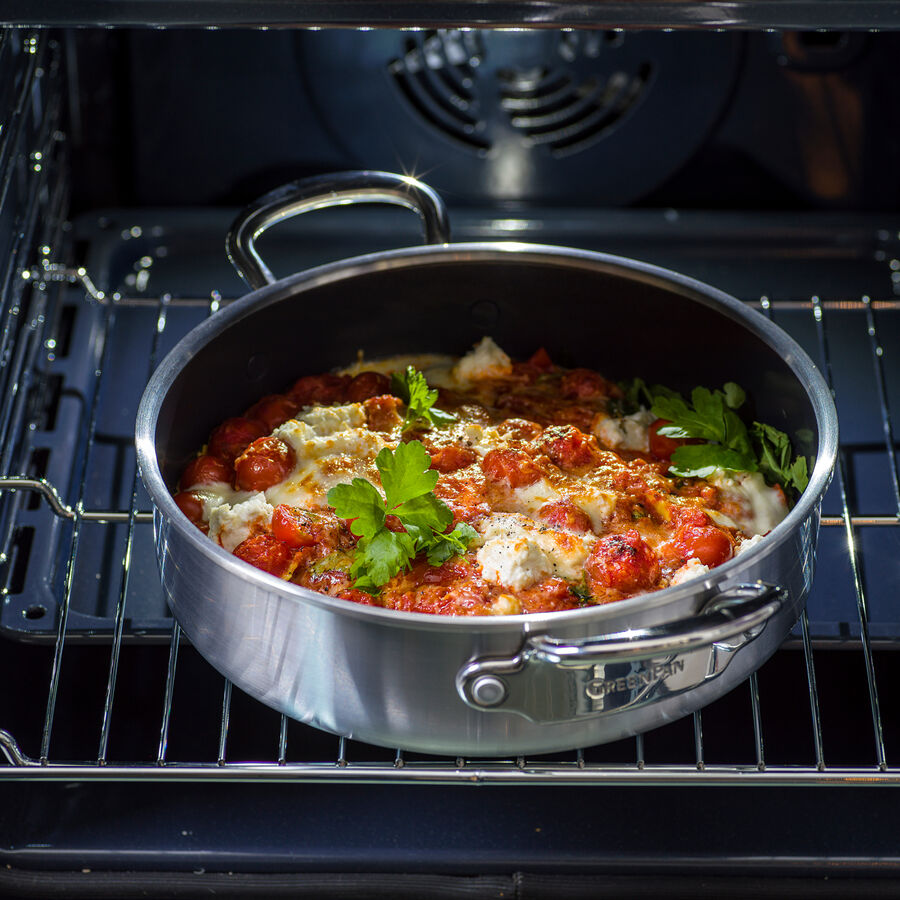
[388,30,653,157]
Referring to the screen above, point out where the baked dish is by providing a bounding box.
[172,338,806,616]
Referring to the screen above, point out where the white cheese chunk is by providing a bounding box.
[476,513,594,589]
[710,470,788,536]
[572,484,617,531]
[593,408,656,453]
[295,403,366,435]
[451,336,513,384]
[735,533,765,556]
[207,492,274,552]
[670,557,710,586]
[509,478,562,517]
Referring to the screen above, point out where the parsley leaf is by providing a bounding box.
[751,421,810,493]
[391,366,456,432]
[645,382,808,497]
[326,440,476,593]
[376,441,437,509]
[326,478,385,540]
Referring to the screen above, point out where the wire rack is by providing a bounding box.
[2,30,900,788]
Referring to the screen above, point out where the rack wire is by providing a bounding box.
[2,31,900,789]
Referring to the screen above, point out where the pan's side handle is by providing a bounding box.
[226,171,451,290]
[456,583,785,723]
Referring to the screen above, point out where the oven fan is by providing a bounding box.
[299,29,742,205]
[387,31,652,159]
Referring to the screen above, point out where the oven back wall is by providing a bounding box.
[69,29,900,214]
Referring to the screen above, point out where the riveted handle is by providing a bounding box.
[457,583,785,723]
[226,171,451,290]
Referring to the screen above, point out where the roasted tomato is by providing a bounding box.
[560,368,614,400]
[234,436,295,491]
[180,454,232,489]
[245,394,299,432]
[345,371,391,402]
[539,499,593,534]
[207,417,267,464]
[527,347,553,371]
[271,505,319,548]
[647,418,682,460]
[540,425,597,470]
[233,533,295,578]
[429,445,477,474]
[585,530,660,594]
[674,524,733,568]
[173,491,204,526]
[481,448,542,488]
[290,373,351,407]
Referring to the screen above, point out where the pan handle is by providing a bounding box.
[226,171,451,290]
[456,582,785,723]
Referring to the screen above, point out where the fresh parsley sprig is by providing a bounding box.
[640,381,809,495]
[390,366,456,432]
[326,440,476,593]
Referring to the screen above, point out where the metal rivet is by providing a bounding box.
[470,675,507,707]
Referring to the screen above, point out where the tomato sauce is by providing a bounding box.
[176,344,760,616]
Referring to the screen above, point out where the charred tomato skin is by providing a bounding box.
[481,448,542,488]
[585,529,661,595]
[234,436,295,491]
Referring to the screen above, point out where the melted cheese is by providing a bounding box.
[266,412,387,508]
[710,470,788,535]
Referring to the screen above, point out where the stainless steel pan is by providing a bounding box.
[135,171,838,756]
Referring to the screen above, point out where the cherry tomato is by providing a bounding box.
[527,347,553,371]
[233,534,295,578]
[234,436,295,491]
[675,525,733,568]
[481,448,542,488]
[345,371,391,402]
[363,395,403,432]
[290,373,351,407]
[207,417,267,464]
[271,505,319,547]
[180,454,232,490]
[560,368,613,400]
[173,491,204,525]
[429,445,477,474]
[540,425,597,470]
[538,499,593,534]
[648,418,683,460]
[585,529,660,594]
[244,394,298,432]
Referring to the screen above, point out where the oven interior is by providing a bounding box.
[2,22,900,897]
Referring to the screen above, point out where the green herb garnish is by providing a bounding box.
[570,582,594,606]
[641,382,809,495]
[326,440,476,593]
[390,366,456,432]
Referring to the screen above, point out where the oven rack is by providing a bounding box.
[3,29,900,790]
[0,280,899,785]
